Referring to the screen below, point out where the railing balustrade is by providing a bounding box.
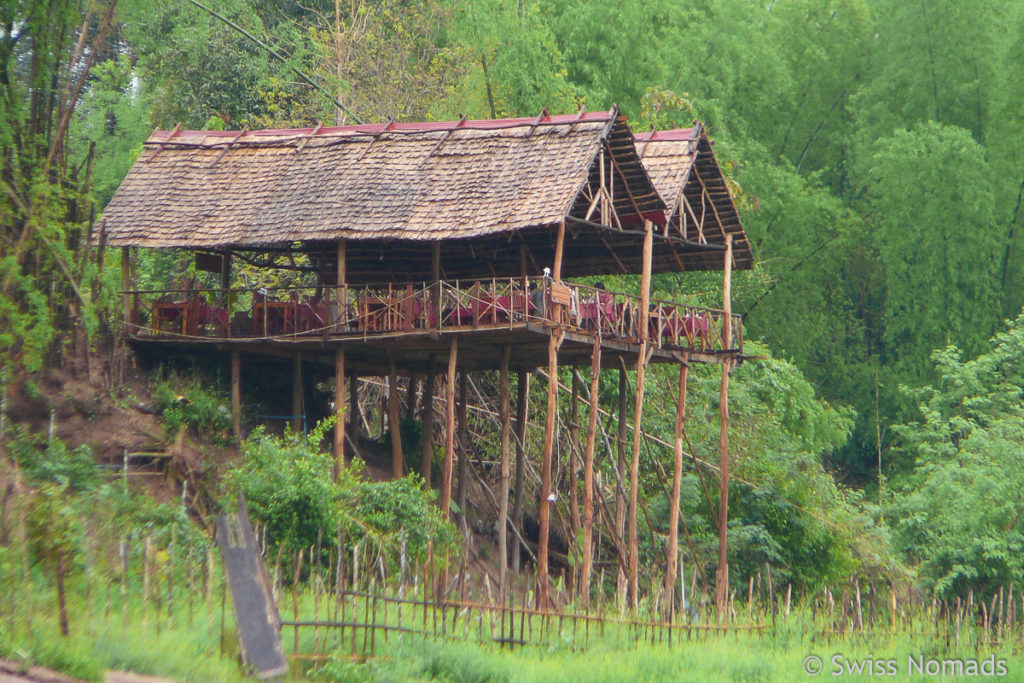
[123,277,742,355]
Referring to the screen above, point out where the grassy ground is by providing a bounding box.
[7,571,1024,682]
[314,627,1024,683]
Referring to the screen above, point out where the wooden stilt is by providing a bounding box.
[512,370,529,572]
[538,219,566,609]
[628,220,654,611]
[569,373,581,566]
[421,358,436,488]
[219,251,232,324]
[441,338,458,517]
[121,247,131,328]
[538,328,563,609]
[348,367,360,445]
[292,353,303,433]
[615,367,628,609]
[456,373,469,523]
[406,376,419,420]
[666,355,688,618]
[716,234,734,621]
[333,348,346,478]
[230,351,241,441]
[498,346,512,597]
[388,358,403,479]
[581,336,602,607]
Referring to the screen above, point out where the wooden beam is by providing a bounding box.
[553,219,566,282]
[441,338,458,518]
[511,369,529,572]
[421,358,436,488]
[628,220,653,611]
[336,240,346,332]
[716,234,734,622]
[456,372,469,520]
[348,366,360,445]
[498,346,512,597]
[121,247,131,329]
[581,335,602,608]
[231,350,242,441]
[388,357,404,479]
[568,370,582,596]
[333,347,345,479]
[292,353,303,433]
[666,354,688,618]
[538,328,564,609]
[615,367,628,609]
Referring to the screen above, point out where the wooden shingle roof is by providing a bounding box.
[100,109,664,250]
[635,125,753,270]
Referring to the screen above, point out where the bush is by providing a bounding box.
[9,428,101,490]
[223,420,459,574]
[153,372,232,443]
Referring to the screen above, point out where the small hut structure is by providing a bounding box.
[97,107,751,610]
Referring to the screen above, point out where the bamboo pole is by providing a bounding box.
[538,220,566,609]
[292,353,303,433]
[498,347,512,597]
[628,220,654,611]
[568,372,582,583]
[421,358,436,488]
[715,234,734,621]
[581,336,602,608]
[121,247,131,328]
[334,347,345,478]
[512,370,529,572]
[615,367,628,610]
[441,338,458,517]
[456,373,469,524]
[388,358,403,478]
[230,350,242,441]
[666,355,688,618]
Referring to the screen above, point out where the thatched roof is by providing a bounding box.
[98,109,750,282]
[636,125,753,270]
[101,108,661,239]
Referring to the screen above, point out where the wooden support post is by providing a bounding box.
[456,373,469,522]
[581,337,602,608]
[431,242,441,331]
[388,358,403,479]
[333,347,346,479]
[569,372,581,560]
[498,347,512,597]
[538,329,562,609]
[441,338,458,517]
[615,367,628,608]
[628,220,653,611]
[512,370,529,572]
[348,367,360,443]
[666,355,688,618]
[538,220,566,609]
[121,247,131,328]
[220,251,232,310]
[421,358,436,488]
[130,248,139,328]
[716,234,734,621]
[292,353,303,433]
[336,240,346,333]
[230,351,241,441]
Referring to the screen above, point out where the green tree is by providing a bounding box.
[892,314,1024,598]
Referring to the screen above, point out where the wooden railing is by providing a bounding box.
[123,278,742,355]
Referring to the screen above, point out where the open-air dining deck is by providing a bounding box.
[126,277,742,359]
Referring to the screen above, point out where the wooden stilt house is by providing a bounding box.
[96,107,752,610]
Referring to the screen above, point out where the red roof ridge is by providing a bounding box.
[150,110,619,141]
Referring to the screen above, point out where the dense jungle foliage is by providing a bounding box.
[3,0,1024,604]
